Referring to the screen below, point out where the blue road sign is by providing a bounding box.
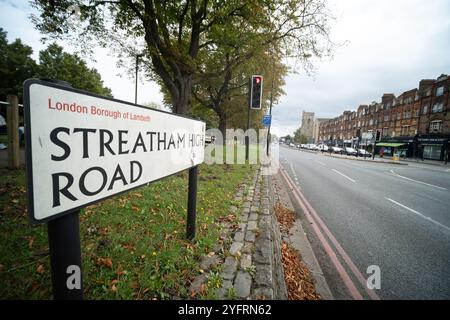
[262,115,271,126]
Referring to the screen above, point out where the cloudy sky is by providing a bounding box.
[1,0,450,137]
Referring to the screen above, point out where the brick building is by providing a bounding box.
[318,74,450,161]
[313,118,331,143]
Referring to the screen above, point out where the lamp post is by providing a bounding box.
[135,54,143,104]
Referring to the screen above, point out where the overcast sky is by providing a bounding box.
[1,0,450,137]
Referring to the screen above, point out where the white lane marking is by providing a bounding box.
[385,197,450,232]
[315,160,326,166]
[331,169,356,183]
[389,170,448,191]
[289,163,302,189]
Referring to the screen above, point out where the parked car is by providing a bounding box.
[0,114,25,147]
[344,147,358,156]
[357,149,372,157]
[331,146,343,154]
[318,144,329,152]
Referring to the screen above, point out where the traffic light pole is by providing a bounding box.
[246,102,251,162]
[266,76,274,156]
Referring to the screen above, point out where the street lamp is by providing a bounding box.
[135,53,144,104]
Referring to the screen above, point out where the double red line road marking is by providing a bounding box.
[279,165,380,300]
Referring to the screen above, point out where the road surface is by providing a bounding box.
[279,146,450,299]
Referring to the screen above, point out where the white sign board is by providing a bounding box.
[362,132,374,140]
[24,80,205,223]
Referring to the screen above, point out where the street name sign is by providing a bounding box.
[24,79,205,223]
[262,115,271,127]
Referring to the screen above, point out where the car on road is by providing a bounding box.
[331,146,343,154]
[357,149,372,157]
[344,147,358,156]
[318,144,328,152]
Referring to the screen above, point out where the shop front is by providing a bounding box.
[375,136,414,157]
[418,134,450,161]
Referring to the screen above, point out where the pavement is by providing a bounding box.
[279,145,450,299]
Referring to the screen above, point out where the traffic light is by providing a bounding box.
[250,75,263,109]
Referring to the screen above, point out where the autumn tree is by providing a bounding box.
[31,0,333,116]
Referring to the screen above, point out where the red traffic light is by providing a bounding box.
[255,76,261,84]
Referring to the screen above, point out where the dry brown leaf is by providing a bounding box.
[96,257,113,269]
[274,203,296,233]
[36,264,45,274]
[281,241,320,300]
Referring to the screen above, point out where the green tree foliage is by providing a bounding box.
[293,128,307,144]
[0,28,38,102]
[31,0,334,116]
[193,48,287,138]
[36,43,112,96]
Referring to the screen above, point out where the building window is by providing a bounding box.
[401,126,410,136]
[382,127,389,136]
[423,104,428,114]
[369,119,373,125]
[403,111,411,119]
[397,113,401,120]
[432,102,443,113]
[436,86,444,96]
[429,120,442,133]
[384,115,389,121]
[415,109,419,117]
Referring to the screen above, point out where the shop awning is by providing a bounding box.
[376,142,406,147]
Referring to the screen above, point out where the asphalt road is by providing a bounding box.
[279,146,450,299]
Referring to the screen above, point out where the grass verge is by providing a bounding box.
[0,159,255,299]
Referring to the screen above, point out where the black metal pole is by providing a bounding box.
[39,78,83,300]
[47,211,83,300]
[266,76,274,156]
[246,103,251,162]
[186,165,198,240]
[135,55,139,105]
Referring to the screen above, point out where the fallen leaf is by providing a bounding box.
[96,257,113,268]
[199,284,207,295]
[36,264,45,274]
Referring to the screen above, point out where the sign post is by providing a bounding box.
[24,79,205,299]
[186,165,198,240]
[48,211,83,299]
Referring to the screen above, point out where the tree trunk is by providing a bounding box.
[218,115,227,146]
[173,74,193,115]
